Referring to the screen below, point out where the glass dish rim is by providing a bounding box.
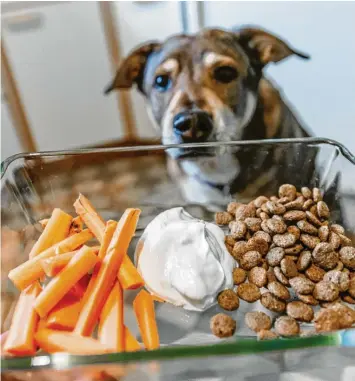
[2,137,355,179]
[1,137,354,370]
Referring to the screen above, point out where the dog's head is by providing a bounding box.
[105,27,308,157]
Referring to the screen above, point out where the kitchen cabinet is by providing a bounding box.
[202,1,355,156]
[2,1,124,151]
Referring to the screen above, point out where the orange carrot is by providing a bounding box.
[97,220,117,261]
[41,251,77,277]
[69,216,83,236]
[46,294,82,331]
[35,329,112,354]
[37,319,48,332]
[68,273,91,299]
[8,229,93,290]
[74,208,140,336]
[133,290,159,350]
[35,246,98,318]
[4,282,42,356]
[74,194,106,243]
[98,282,124,351]
[124,326,141,352]
[118,255,144,290]
[29,208,73,259]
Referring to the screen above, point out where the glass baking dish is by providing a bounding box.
[1,138,355,380]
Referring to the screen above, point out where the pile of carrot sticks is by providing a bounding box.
[3,194,160,357]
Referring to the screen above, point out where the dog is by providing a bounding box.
[105,26,327,207]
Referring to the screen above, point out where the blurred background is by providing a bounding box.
[1,1,355,162]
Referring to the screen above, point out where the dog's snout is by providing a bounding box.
[173,111,213,142]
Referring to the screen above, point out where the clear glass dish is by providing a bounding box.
[1,138,355,380]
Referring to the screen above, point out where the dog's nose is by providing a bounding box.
[173,111,213,142]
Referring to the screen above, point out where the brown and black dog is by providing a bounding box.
[105,26,323,206]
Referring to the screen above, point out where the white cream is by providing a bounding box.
[135,207,234,311]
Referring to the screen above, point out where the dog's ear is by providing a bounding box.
[104,42,161,94]
[235,26,310,67]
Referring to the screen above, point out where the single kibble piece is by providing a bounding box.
[215,212,233,225]
[327,303,355,329]
[240,251,262,270]
[235,204,256,221]
[328,232,341,250]
[301,187,312,199]
[253,231,272,244]
[339,234,353,247]
[287,226,301,240]
[284,196,305,210]
[279,184,297,200]
[248,267,267,288]
[274,266,290,286]
[232,241,248,261]
[317,201,330,220]
[313,280,339,302]
[254,196,269,208]
[314,309,340,332]
[297,293,319,306]
[305,264,326,283]
[227,202,242,216]
[284,210,306,222]
[218,289,240,311]
[297,250,312,271]
[210,313,237,338]
[266,268,277,284]
[323,270,349,292]
[285,244,303,255]
[260,292,286,313]
[289,276,315,295]
[303,199,314,211]
[318,225,330,242]
[233,268,247,285]
[339,247,355,270]
[257,329,278,340]
[225,235,236,247]
[247,237,269,256]
[306,211,322,227]
[244,217,262,233]
[274,316,300,337]
[237,283,261,303]
[300,234,320,249]
[267,281,290,301]
[312,243,338,270]
[273,233,297,248]
[330,224,345,235]
[286,301,314,322]
[245,311,272,333]
[266,201,286,215]
[266,218,287,234]
[312,188,323,203]
[229,221,247,240]
[280,257,298,278]
[266,247,285,266]
[297,220,318,235]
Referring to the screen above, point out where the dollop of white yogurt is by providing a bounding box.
[135,207,234,311]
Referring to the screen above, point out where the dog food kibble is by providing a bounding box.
[220,184,354,339]
[313,281,339,302]
[305,264,326,283]
[257,329,278,340]
[339,247,355,270]
[268,281,290,301]
[274,316,300,337]
[230,221,247,239]
[248,267,267,288]
[280,257,298,278]
[323,270,349,292]
[217,289,239,311]
[245,311,272,332]
[233,268,247,285]
[210,313,236,338]
[286,301,314,322]
[289,276,315,295]
[215,212,233,225]
[261,292,286,313]
[240,251,262,270]
[312,243,338,270]
[237,283,261,303]
[266,247,285,267]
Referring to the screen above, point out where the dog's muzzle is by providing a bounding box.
[173,111,213,143]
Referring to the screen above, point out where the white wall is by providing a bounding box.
[203,1,355,155]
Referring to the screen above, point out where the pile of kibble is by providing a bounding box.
[210,185,355,339]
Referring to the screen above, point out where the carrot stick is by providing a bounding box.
[118,255,144,290]
[35,329,112,354]
[74,194,106,243]
[35,246,98,318]
[133,290,159,350]
[8,229,93,290]
[37,319,48,332]
[98,282,124,351]
[97,220,117,261]
[29,208,73,259]
[124,326,141,352]
[41,251,77,277]
[4,282,42,356]
[74,208,140,336]
[46,294,82,331]
[69,216,84,236]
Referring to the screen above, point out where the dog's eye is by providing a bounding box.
[154,74,172,91]
[213,66,238,83]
